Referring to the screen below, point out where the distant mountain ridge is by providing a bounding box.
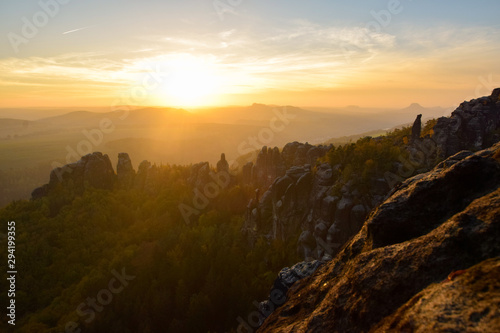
[0,101,454,207]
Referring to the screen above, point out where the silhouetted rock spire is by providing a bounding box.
[411,114,422,142]
[216,153,229,173]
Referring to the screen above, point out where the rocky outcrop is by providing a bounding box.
[116,152,135,189]
[433,88,500,157]
[32,152,116,199]
[243,90,500,262]
[216,153,229,173]
[254,260,324,327]
[244,165,313,244]
[374,257,500,332]
[251,146,286,187]
[282,142,325,167]
[410,114,422,142]
[257,143,500,332]
[244,160,380,260]
[243,143,332,188]
[242,143,342,256]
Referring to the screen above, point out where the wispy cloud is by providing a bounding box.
[62,25,98,35]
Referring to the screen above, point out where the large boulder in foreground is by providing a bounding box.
[374,257,500,332]
[257,143,500,332]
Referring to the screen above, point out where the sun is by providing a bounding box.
[153,55,223,107]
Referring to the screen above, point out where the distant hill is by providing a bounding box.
[0,107,110,120]
[323,129,388,145]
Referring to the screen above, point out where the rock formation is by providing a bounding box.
[374,257,500,332]
[257,143,500,332]
[410,113,422,142]
[254,260,324,327]
[243,89,500,262]
[252,146,286,187]
[433,88,500,157]
[243,143,332,188]
[32,152,116,199]
[216,153,229,173]
[116,152,135,189]
[243,160,382,260]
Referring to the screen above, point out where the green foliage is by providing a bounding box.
[0,164,299,333]
[422,118,438,137]
[321,126,412,193]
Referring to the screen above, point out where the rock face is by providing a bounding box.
[243,159,382,260]
[243,142,351,259]
[251,146,286,187]
[32,152,116,199]
[254,260,324,327]
[433,88,500,157]
[243,143,332,188]
[374,257,500,332]
[257,143,500,333]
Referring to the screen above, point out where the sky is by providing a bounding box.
[0,0,499,109]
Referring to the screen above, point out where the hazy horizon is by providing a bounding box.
[0,101,452,122]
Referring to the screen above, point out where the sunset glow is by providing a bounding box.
[0,0,499,108]
[153,56,223,107]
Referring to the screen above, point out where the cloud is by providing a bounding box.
[1,20,498,107]
[62,25,98,35]
[0,53,131,86]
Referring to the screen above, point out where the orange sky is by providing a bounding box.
[1,1,499,109]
